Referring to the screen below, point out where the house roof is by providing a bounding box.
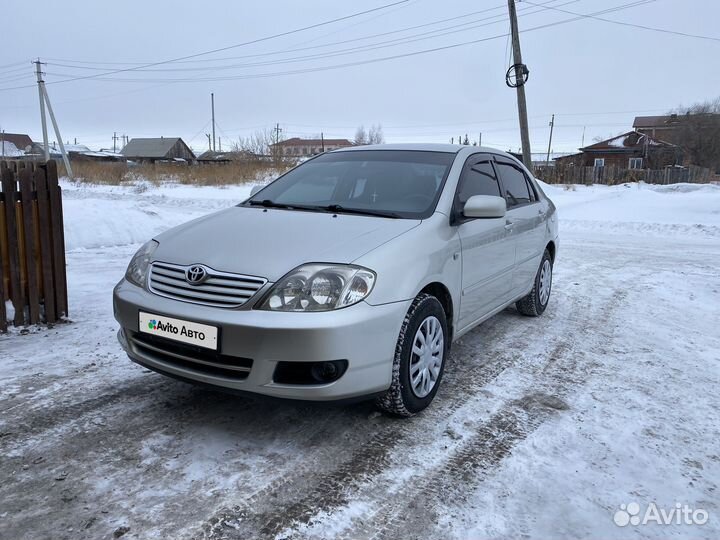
[0,133,32,151]
[633,113,720,129]
[581,131,676,153]
[632,115,684,129]
[121,137,192,158]
[270,137,353,147]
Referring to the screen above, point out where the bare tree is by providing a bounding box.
[232,128,277,157]
[354,125,368,145]
[669,97,720,171]
[368,124,385,144]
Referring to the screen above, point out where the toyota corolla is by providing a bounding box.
[113,144,558,416]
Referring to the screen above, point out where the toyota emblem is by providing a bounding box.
[186,265,208,284]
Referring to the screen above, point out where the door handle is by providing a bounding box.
[504,220,514,230]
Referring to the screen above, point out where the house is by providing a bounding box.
[635,113,720,173]
[0,133,32,154]
[270,137,353,157]
[554,131,681,170]
[121,137,195,163]
[633,113,720,146]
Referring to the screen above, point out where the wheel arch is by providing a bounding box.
[419,281,454,342]
[546,240,556,263]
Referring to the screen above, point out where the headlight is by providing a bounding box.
[125,240,159,287]
[258,264,376,312]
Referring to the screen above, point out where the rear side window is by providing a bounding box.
[495,162,533,207]
[456,160,501,212]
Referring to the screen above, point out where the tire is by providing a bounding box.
[516,249,553,317]
[376,293,449,417]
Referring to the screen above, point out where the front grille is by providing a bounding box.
[130,331,253,380]
[148,262,266,308]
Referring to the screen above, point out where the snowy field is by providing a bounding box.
[1,178,719,539]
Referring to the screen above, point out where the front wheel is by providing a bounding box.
[516,249,553,317]
[376,293,448,417]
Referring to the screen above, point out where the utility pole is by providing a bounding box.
[206,133,212,151]
[275,123,282,144]
[507,0,532,169]
[581,126,586,148]
[211,93,216,152]
[112,132,119,153]
[1,130,4,158]
[35,60,50,161]
[545,114,555,166]
[219,137,222,152]
[479,132,482,146]
[321,132,325,152]
[35,59,72,177]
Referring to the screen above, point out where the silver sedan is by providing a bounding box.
[113,144,558,416]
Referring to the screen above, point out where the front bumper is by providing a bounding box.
[113,279,410,401]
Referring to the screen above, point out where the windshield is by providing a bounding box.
[244,150,456,219]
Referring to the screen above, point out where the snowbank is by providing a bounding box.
[58,179,720,252]
[60,180,258,250]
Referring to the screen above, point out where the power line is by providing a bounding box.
[45,0,569,77]
[46,3,512,69]
[0,0,655,93]
[27,1,655,89]
[0,0,410,91]
[523,0,720,42]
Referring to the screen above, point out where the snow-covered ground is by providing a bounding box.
[1,179,719,540]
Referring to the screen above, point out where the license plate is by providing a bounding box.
[139,312,218,350]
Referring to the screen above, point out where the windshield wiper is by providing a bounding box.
[320,204,400,219]
[247,199,294,209]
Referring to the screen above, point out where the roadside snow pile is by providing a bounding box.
[0,141,25,157]
[540,181,720,238]
[60,180,259,250]
[58,179,720,252]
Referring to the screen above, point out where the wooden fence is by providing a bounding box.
[534,164,713,185]
[0,160,68,332]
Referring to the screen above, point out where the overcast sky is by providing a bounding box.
[1,0,718,154]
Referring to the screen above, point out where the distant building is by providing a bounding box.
[633,113,720,146]
[554,131,681,170]
[0,133,32,154]
[121,137,195,163]
[270,137,353,157]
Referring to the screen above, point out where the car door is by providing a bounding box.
[454,154,516,330]
[494,157,546,296]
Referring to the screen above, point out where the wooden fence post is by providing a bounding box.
[18,166,41,324]
[45,161,68,318]
[1,165,24,326]
[33,166,57,324]
[0,226,6,332]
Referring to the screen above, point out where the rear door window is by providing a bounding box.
[495,161,533,208]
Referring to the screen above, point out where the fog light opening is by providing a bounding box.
[273,360,348,385]
[312,361,341,383]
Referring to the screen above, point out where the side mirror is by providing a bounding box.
[463,195,506,219]
[249,184,264,197]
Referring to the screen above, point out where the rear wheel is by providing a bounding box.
[376,293,448,417]
[516,249,553,316]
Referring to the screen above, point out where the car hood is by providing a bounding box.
[152,206,421,281]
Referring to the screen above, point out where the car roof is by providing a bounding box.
[333,143,518,160]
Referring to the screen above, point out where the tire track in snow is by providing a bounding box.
[198,321,530,540]
[197,280,595,539]
[269,279,628,540]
